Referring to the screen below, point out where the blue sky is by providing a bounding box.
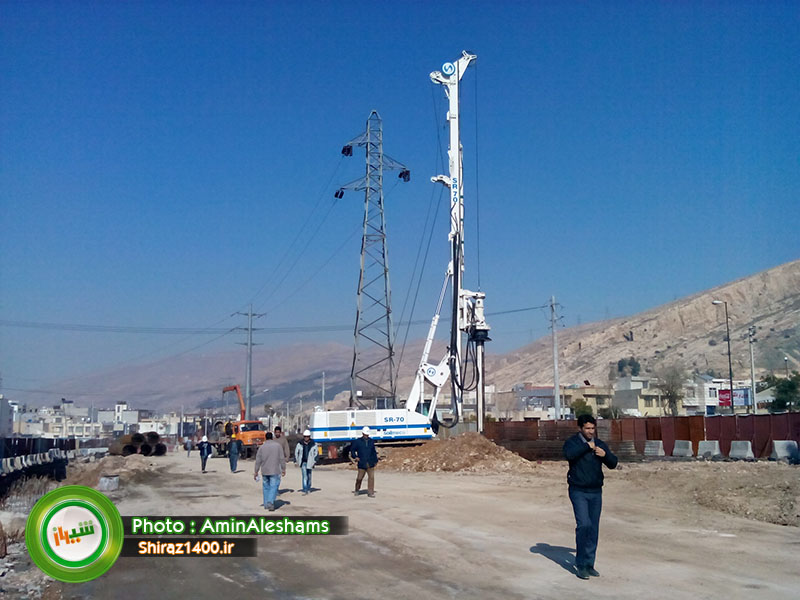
[2,1,799,400]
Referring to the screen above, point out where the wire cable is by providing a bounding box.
[247,156,345,308]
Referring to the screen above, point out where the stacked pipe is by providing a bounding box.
[108,431,167,457]
[109,434,136,456]
[139,432,162,456]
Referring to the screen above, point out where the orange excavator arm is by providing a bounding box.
[223,385,246,421]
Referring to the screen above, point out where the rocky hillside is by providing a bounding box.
[489,259,800,389]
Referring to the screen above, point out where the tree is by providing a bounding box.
[570,398,593,418]
[617,356,641,377]
[771,374,799,413]
[654,363,687,417]
[758,373,780,392]
[494,391,519,421]
[598,406,624,419]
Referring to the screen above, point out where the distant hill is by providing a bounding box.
[48,342,354,413]
[490,259,800,389]
[41,259,799,412]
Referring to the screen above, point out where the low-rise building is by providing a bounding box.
[66,422,103,437]
[0,395,14,437]
[613,387,667,416]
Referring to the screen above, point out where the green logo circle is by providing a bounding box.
[26,485,124,583]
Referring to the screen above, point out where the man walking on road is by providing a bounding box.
[228,434,243,473]
[197,435,212,473]
[254,431,286,511]
[563,414,618,580]
[274,426,291,462]
[294,429,317,495]
[350,426,378,498]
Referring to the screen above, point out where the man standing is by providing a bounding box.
[228,434,243,473]
[254,431,286,511]
[274,426,291,462]
[563,415,618,580]
[184,438,193,458]
[350,426,378,498]
[294,429,317,495]
[197,435,212,473]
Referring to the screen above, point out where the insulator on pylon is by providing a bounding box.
[342,145,353,156]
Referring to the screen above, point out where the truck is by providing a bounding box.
[208,385,267,459]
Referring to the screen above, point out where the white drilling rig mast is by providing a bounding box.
[405,50,491,432]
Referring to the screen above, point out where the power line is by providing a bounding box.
[0,320,234,334]
[1,305,547,336]
[246,156,345,308]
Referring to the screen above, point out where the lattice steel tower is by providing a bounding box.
[337,111,410,407]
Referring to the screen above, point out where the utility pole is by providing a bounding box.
[180,404,184,437]
[551,296,561,420]
[338,111,410,408]
[235,304,264,420]
[748,327,757,414]
[322,371,326,408]
[711,299,735,414]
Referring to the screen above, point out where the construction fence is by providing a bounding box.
[484,413,800,461]
[0,437,77,459]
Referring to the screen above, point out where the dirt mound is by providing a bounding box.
[380,432,537,474]
[618,460,800,527]
[65,453,161,488]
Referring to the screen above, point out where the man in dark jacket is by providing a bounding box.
[197,436,213,473]
[350,427,378,498]
[274,426,291,462]
[563,414,618,580]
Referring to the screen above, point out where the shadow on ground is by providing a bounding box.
[529,543,576,574]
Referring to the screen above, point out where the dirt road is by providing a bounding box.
[58,451,799,600]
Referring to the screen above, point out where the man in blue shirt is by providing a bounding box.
[350,427,378,498]
[228,434,243,473]
[563,414,618,580]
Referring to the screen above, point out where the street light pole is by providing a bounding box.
[712,300,735,415]
[785,356,790,379]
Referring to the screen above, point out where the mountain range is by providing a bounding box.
[40,258,800,413]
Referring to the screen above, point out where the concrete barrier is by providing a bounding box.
[644,440,665,457]
[729,441,755,460]
[770,440,799,461]
[672,440,694,457]
[697,440,722,458]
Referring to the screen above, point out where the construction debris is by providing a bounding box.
[65,454,159,489]
[379,432,538,474]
